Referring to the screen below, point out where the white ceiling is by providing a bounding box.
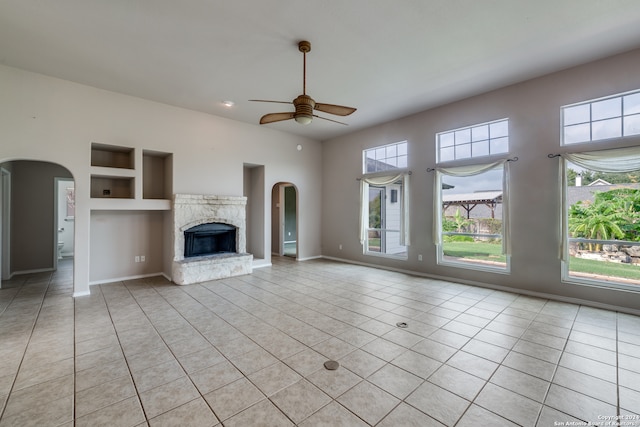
[2,1,640,141]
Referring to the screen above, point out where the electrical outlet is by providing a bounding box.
[418,254,423,261]
[135,256,140,263]
[141,255,145,262]
[339,244,343,250]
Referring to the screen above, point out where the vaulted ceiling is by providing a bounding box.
[2,1,640,141]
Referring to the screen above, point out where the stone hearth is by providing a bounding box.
[172,194,252,285]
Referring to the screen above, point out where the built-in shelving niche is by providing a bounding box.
[91,143,134,169]
[143,150,173,200]
[89,143,172,210]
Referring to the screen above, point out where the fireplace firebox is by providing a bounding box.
[184,222,236,258]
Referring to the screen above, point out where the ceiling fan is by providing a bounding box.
[250,40,356,126]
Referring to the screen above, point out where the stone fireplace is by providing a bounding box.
[172,194,252,285]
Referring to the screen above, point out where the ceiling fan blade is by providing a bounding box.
[250,99,293,105]
[314,103,357,116]
[313,114,348,126]
[260,112,295,124]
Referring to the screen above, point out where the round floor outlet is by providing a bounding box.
[324,360,340,370]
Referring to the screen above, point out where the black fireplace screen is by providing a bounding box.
[184,223,237,258]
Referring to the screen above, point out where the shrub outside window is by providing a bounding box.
[561,149,640,291]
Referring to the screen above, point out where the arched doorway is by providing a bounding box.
[0,160,74,288]
[271,183,298,259]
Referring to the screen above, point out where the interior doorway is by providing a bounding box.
[55,178,75,266]
[0,160,74,288]
[271,183,298,259]
[0,167,10,283]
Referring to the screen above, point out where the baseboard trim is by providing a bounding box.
[89,272,167,286]
[12,267,54,276]
[252,261,272,269]
[320,256,640,317]
[72,290,91,298]
[297,255,323,262]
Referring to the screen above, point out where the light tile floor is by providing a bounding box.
[1,257,640,426]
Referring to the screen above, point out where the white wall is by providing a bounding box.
[322,48,640,313]
[0,64,322,295]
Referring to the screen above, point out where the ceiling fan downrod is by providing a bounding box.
[299,40,311,96]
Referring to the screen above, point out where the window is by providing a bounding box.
[436,119,509,162]
[561,147,640,291]
[562,89,640,145]
[365,179,407,257]
[360,142,410,258]
[435,164,509,271]
[363,141,408,174]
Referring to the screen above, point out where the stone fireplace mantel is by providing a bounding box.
[172,194,252,285]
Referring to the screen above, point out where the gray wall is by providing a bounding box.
[90,210,165,283]
[322,48,640,312]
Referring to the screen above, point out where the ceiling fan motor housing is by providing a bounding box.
[294,94,315,122]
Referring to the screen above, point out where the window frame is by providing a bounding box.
[561,156,640,293]
[561,88,640,146]
[436,118,509,163]
[360,141,410,260]
[363,178,408,260]
[363,141,408,174]
[435,165,511,273]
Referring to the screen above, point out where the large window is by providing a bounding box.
[363,141,408,174]
[360,142,410,258]
[561,147,640,291]
[562,89,640,145]
[365,179,407,257]
[436,119,509,163]
[435,163,509,271]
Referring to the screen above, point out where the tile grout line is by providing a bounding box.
[95,282,153,424]
[531,300,581,427]
[0,275,26,421]
[0,275,53,423]
[126,279,277,424]
[447,291,537,426]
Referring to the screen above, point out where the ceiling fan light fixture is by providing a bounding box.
[295,114,313,125]
[250,40,356,127]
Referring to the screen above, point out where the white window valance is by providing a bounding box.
[359,173,410,247]
[558,145,640,260]
[433,159,511,256]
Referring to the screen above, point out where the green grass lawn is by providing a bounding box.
[442,241,506,264]
[368,238,381,252]
[569,257,640,281]
[442,241,640,283]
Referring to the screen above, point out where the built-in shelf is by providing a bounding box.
[89,198,171,211]
[90,175,134,199]
[90,143,173,210]
[143,150,173,200]
[91,143,134,169]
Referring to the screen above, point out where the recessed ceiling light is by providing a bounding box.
[221,100,235,107]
